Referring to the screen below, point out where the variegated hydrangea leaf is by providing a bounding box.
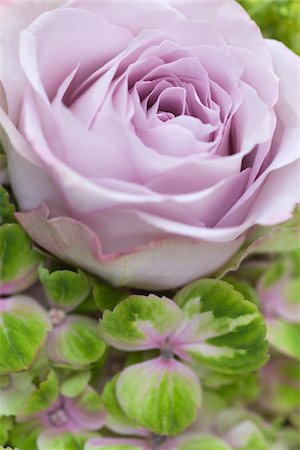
[92,279,128,312]
[176,434,231,450]
[84,434,232,450]
[0,296,51,375]
[21,370,59,416]
[84,438,145,450]
[9,420,44,450]
[258,259,300,323]
[223,419,270,450]
[60,371,92,398]
[266,319,300,360]
[0,371,35,416]
[67,386,106,431]
[99,295,182,351]
[173,279,268,374]
[102,374,145,437]
[116,357,201,436]
[37,430,90,450]
[0,185,16,225]
[223,276,259,306]
[12,387,105,450]
[39,267,91,311]
[0,224,43,295]
[47,316,106,368]
[0,416,13,446]
[259,356,300,415]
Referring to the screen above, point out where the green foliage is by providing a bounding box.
[0,371,35,416]
[21,370,59,415]
[39,267,91,310]
[36,431,88,450]
[61,371,91,398]
[102,374,141,434]
[75,386,103,414]
[100,294,181,351]
[175,279,268,374]
[116,359,201,436]
[239,0,300,54]
[92,280,128,312]
[260,260,287,289]
[0,297,51,375]
[216,212,300,279]
[85,444,141,450]
[0,417,13,446]
[267,320,300,360]
[48,316,106,368]
[0,224,42,294]
[9,420,43,450]
[223,276,260,305]
[0,186,16,224]
[177,435,231,450]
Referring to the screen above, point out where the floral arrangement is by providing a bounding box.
[0,1,299,449]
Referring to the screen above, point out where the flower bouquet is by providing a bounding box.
[0,1,299,449]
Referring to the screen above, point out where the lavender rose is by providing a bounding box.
[0,0,299,289]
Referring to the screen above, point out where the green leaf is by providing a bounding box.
[116,357,201,436]
[22,370,59,415]
[75,386,104,414]
[223,276,259,305]
[48,316,106,368]
[61,371,91,398]
[102,375,141,435]
[259,260,287,289]
[239,0,300,55]
[267,319,300,360]
[174,279,268,374]
[285,279,300,304]
[200,371,260,406]
[226,420,270,450]
[0,224,42,295]
[92,281,128,312]
[0,416,13,446]
[0,371,35,416]
[0,296,51,375]
[85,446,141,450]
[177,435,231,450]
[216,212,300,278]
[9,420,43,450]
[0,141,8,188]
[84,440,143,450]
[37,430,88,450]
[99,295,182,351]
[278,428,300,449]
[0,186,16,224]
[39,268,91,310]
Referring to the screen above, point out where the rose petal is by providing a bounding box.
[0,0,65,122]
[68,0,183,36]
[16,205,244,290]
[19,7,132,102]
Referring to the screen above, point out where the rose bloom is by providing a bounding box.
[0,0,299,289]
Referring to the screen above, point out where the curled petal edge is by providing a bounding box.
[16,204,244,290]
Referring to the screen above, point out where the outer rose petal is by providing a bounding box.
[266,39,300,126]
[0,0,66,122]
[16,205,244,290]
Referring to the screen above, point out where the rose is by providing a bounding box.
[0,1,299,290]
